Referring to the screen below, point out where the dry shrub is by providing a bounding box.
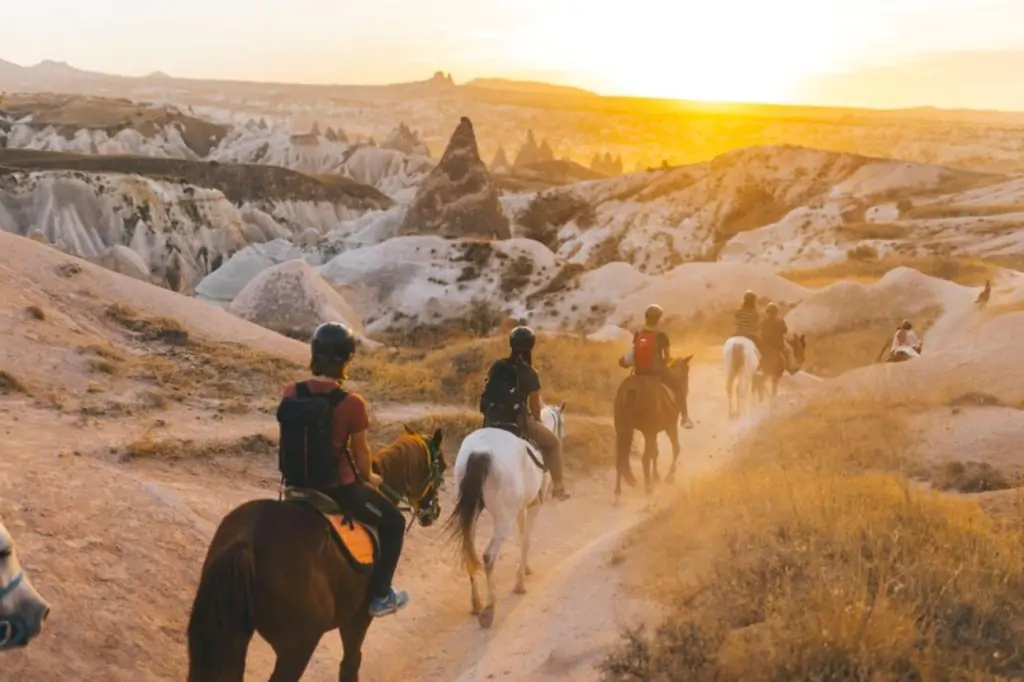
[120,433,276,462]
[0,370,27,395]
[518,192,597,248]
[606,398,1024,681]
[840,222,910,241]
[356,335,623,416]
[105,303,189,345]
[847,243,880,262]
[24,305,45,321]
[930,461,1018,494]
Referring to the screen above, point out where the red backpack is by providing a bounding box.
[634,330,658,371]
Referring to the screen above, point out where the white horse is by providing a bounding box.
[446,402,565,629]
[724,336,760,419]
[0,520,50,650]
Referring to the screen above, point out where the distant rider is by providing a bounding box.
[619,304,694,429]
[759,302,792,371]
[889,320,922,360]
[734,290,761,353]
[480,326,570,500]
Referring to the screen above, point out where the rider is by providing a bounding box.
[759,302,792,371]
[734,290,761,354]
[890,320,922,359]
[621,304,694,429]
[480,326,570,501]
[281,322,409,618]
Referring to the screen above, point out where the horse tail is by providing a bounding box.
[614,384,637,482]
[446,451,491,573]
[731,342,745,376]
[186,541,255,682]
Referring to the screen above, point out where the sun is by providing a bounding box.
[490,0,857,104]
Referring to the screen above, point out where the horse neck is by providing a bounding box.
[373,436,425,497]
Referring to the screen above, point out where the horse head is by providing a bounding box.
[668,355,694,395]
[0,521,49,650]
[395,425,447,527]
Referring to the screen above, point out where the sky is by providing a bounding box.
[3,0,1024,108]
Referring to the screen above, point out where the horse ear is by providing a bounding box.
[683,354,694,363]
[402,424,416,436]
[559,401,566,413]
[431,428,443,446]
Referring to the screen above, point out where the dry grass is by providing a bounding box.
[354,335,624,417]
[801,305,942,377]
[783,255,997,288]
[839,221,911,241]
[372,408,613,473]
[0,370,28,395]
[605,398,1024,681]
[100,304,302,412]
[904,202,1024,220]
[24,305,46,321]
[119,432,276,463]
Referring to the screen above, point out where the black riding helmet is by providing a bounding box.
[509,325,535,352]
[311,322,356,370]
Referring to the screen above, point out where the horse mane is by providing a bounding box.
[372,434,427,495]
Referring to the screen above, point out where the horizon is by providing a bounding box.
[4,0,1024,110]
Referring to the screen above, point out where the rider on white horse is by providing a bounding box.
[480,326,570,500]
[889,320,922,360]
[735,290,762,354]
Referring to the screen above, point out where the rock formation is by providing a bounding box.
[397,116,511,239]
[490,146,510,173]
[227,259,374,346]
[382,122,430,157]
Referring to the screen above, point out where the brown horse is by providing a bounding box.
[752,334,807,403]
[186,426,446,682]
[613,356,692,498]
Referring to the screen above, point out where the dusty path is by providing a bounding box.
[1,359,756,681]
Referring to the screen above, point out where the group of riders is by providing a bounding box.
[275,293,922,620]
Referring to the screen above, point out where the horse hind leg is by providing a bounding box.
[479,520,513,629]
[268,636,319,682]
[468,517,483,615]
[515,504,541,593]
[641,432,656,496]
[338,610,372,682]
[665,427,681,485]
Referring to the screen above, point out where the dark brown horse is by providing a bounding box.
[613,356,692,498]
[186,427,446,682]
[752,334,807,403]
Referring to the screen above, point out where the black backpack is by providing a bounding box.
[276,382,350,489]
[480,360,524,430]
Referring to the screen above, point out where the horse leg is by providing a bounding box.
[268,636,319,682]
[641,433,655,496]
[479,520,513,629]
[468,518,482,615]
[726,375,736,419]
[338,610,372,682]
[665,427,681,484]
[515,503,541,592]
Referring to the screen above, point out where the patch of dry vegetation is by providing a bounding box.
[0,370,28,395]
[100,304,302,413]
[605,399,1024,681]
[355,335,623,417]
[120,433,276,463]
[783,255,997,288]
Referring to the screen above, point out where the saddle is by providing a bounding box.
[481,417,548,473]
[283,487,377,573]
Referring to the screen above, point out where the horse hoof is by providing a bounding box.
[525,565,533,576]
[479,606,495,629]
[471,603,482,616]
[514,582,527,595]
[666,471,675,484]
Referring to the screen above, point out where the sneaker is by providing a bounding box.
[552,487,571,501]
[369,588,409,617]
[681,415,694,430]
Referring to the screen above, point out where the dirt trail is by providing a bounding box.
[1,356,750,682]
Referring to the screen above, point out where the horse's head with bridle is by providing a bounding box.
[0,520,50,651]
[787,334,807,373]
[374,426,448,528]
[667,355,694,395]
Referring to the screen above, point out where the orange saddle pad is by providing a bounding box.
[323,513,377,571]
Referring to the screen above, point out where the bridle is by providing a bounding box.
[377,434,446,530]
[0,569,25,649]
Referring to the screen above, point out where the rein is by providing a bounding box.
[0,571,23,601]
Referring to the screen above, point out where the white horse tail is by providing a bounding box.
[731,341,744,375]
[446,451,491,573]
